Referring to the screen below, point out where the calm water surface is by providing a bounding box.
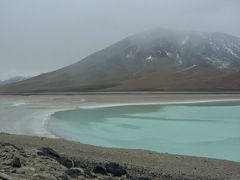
[48,102,240,162]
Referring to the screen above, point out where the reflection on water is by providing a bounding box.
[49,102,240,162]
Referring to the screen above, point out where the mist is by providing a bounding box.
[0,0,239,80]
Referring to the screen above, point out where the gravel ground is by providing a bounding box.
[0,133,240,180]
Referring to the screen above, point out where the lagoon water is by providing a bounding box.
[48,102,240,162]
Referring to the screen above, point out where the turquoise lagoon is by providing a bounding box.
[48,101,240,162]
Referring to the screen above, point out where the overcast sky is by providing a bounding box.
[0,0,239,80]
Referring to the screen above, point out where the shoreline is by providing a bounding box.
[1,94,240,157]
[1,90,240,96]
[77,98,240,109]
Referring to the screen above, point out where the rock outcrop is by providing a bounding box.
[0,142,147,180]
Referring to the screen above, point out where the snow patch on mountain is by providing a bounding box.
[158,50,163,56]
[224,46,240,58]
[209,40,220,51]
[205,57,230,69]
[165,51,172,57]
[176,53,183,65]
[126,50,135,59]
[177,64,197,73]
[145,56,153,62]
[181,35,189,45]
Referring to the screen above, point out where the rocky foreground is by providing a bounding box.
[0,142,144,180]
[0,134,240,180]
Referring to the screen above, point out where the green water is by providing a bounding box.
[48,102,240,162]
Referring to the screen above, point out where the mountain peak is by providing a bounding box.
[126,29,240,69]
[1,29,240,93]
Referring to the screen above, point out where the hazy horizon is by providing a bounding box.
[1,0,239,80]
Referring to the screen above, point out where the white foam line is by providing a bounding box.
[79,99,240,109]
[41,111,59,138]
[42,107,80,138]
[12,102,27,107]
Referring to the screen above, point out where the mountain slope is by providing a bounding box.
[0,76,29,86]
[1,29,240,93]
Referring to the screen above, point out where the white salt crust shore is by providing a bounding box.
[78,98,240,109]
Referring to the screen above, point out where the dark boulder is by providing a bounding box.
[12,157,21,168]
[73,160,86,168]
[105,162,126,177]
[93,165,107,175]
[37,147,60,159]
[58,174,70,180]
[59,156,73,168]
[65,169,82,178]
[130,177,151,180]
[0,142,22,150]
[84,168,96,178]
[38,147,73,168]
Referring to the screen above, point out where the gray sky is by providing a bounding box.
[0,0,239,80]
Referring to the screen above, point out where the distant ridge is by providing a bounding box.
[0,76,29,86]
[1,28,240,93]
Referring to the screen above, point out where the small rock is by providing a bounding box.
[131,177,151,180]
[65,169,82,178]
[0,172,17,180]
[58,174,70,180]
[73,160,86,168]
[2,160,12,166]
[34,164,46,171]
[12,157,21,168]
[105,162,126,177]
[11,169,16,173]
[93,165,107,175]
[0,142,22,150]
[16,167,35,174]
[33,173,57,180]
[59,156,73,168]
[84,168,95,178]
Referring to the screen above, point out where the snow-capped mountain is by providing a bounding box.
[123,29,240,70]
[1,28,240,93]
